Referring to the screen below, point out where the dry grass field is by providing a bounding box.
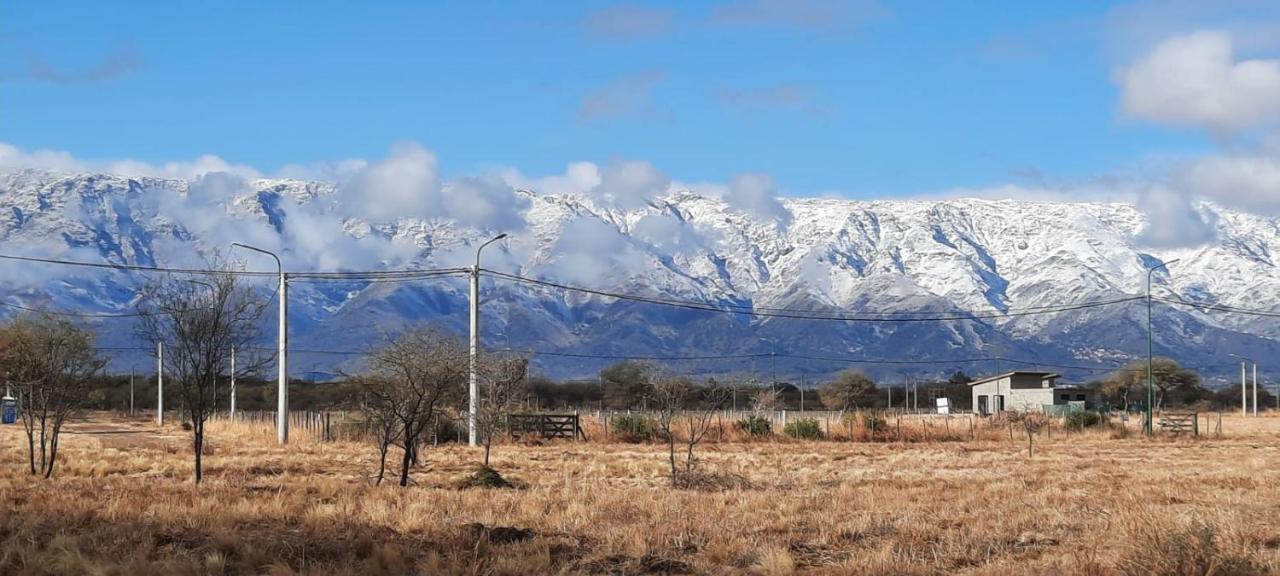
[2,412,1279,575]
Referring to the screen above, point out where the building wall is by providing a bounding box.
[972,378,1057,414]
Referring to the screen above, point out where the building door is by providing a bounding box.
[977,395,989,415]
[994,395,1005,413]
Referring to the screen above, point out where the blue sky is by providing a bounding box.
[0,1,1273,199]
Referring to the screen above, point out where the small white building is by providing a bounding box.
[970,371,1060,415]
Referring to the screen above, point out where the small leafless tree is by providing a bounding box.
[752,386,783,412]
[0,314,105,478]
[1006,409,1046,458]
[354,374,403,485]
[650,372,731,486]
[476,353,528,468]
[135,257,268,484]
[650,370,691,485]
[351,326,467,487]
[677,382,732,480]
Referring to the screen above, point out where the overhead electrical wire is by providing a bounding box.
[1156,296,1280,319]
[0,253,468,280]
[481,269,1145,322]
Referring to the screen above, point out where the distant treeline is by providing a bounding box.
[83,359,1274,414]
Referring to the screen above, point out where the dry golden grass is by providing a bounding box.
[2,412,1279,575]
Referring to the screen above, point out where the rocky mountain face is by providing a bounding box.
[1,169,1278,384]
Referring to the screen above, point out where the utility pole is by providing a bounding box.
[232,243,288,444]
[156,342,164,426]
[230,346,237,421]
[1233,363,1244,417]
[1253,363,1258,417]
[1146,259,1178,435]
[129,370,134,417]
[800,374,805,412]
[469,233,507,447]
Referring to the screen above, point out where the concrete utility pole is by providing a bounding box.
[156,342,164,426]
[469,233,507,447]
[1145,259,1178,436]
[230,346,237,421]
[233,243,288,444]
[1242,361,1248,417]
[1231,354,1253,417]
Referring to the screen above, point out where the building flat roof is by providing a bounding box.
[967,371,1061,387]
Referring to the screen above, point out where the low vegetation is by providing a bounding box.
[1,413,1278,574]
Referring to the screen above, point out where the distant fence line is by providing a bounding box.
[119,406,1225,444]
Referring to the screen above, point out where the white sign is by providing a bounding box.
[935,397,950,415]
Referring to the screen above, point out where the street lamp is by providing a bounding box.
[1229,353,1257,417]
[1146,258,1179,436]
[231,242,289,445]
[469,233,507,447]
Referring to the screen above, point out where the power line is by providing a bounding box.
[0,253,468,280]
[1156,296,1280,318]
[483,269,1144,322]
[0,254,276,277]
[0,301,150,318]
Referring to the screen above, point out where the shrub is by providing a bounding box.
[611,414,655,443]
[735,415,772,437]
[455,465,515,490]
[1064,410,1105,430]
[783,418,823,440]
[862,412,887,432]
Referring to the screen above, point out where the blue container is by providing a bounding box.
[1,396,16,425]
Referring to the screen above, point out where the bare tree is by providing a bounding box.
[677,382,732,481]
[752,386,783,412]
[475,353,528,468]
[0,315,105,478]
[649,372,731,486]
[135,257,268,484]
[352,326,467,487]
[650,370,691,485]
[353,374,403,485]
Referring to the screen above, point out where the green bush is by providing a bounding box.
[862,413,887,432]
[735,415,772,436]
[783,418,824,440]
[611,414,655,442]
[1064,410,1105,430]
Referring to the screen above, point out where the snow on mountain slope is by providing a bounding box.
[1,168,1277,381]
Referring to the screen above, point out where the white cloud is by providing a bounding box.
[591,160,671,211]
[1118,30,1280,133]
[632,212,721,257]
[723,172,792,227]
[336,142,529,229]
[1134,185,1219,248]
[0,141,260,180]
[543,219,647,284]
[0,142,84,173]
[1179,148,1280,214]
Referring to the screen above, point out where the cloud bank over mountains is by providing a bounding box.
[3,23,1280,256]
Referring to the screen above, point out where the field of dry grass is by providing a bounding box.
[2,411,1279,575]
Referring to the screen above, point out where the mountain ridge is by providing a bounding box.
[1,168,1277,383]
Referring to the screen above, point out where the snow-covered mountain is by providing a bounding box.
[2,169,1278,383]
